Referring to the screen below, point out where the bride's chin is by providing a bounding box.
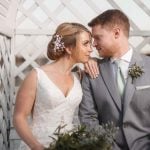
[82,58,90,63]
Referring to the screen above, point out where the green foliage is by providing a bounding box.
[45,122,118,150]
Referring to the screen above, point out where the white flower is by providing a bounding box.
[128,63,144,83]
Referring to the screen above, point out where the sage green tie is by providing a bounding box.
[115,60,125,97]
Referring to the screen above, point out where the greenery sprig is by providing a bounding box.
[44,122,118,150]
[128,63,144,83]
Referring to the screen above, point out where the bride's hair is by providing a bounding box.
[47,22,91,60]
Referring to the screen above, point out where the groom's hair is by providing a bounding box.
[88,9,130,37]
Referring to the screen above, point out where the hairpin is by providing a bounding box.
[53,34,65,52]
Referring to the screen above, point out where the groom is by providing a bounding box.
[79,9,150,150]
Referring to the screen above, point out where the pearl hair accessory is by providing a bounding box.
[53,34,65,52]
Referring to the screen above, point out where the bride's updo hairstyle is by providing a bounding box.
[47,22,91,60]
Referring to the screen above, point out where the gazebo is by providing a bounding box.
[0,0,150,149]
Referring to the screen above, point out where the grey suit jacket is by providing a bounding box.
[79,52,150,150]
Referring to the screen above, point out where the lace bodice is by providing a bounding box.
[18,68,83,149]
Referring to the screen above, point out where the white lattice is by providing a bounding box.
[0,34,13,150]
[0,0,20,37]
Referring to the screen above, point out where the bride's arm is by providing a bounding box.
[13,70,44,150]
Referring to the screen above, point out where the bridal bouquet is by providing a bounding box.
[44,122,118,150]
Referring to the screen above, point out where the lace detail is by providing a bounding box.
[18,68,83,149]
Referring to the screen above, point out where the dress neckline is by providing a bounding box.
[38,68,76,99]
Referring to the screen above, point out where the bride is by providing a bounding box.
[13,22,95,150]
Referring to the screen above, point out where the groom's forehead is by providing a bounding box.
[92,31,104,37]
[92,25,107,34]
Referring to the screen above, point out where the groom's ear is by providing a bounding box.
[113,27,120,39]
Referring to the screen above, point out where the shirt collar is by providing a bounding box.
[121,47,133,63]
[110,47,133,63]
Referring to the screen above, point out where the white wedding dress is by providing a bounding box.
[18,68,83,150]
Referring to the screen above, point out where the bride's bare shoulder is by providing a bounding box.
[40,64,54,72]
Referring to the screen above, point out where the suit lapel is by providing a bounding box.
[123,52,144,115]
[100,59,122,111]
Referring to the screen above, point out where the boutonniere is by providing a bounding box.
[128,63,144,83]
